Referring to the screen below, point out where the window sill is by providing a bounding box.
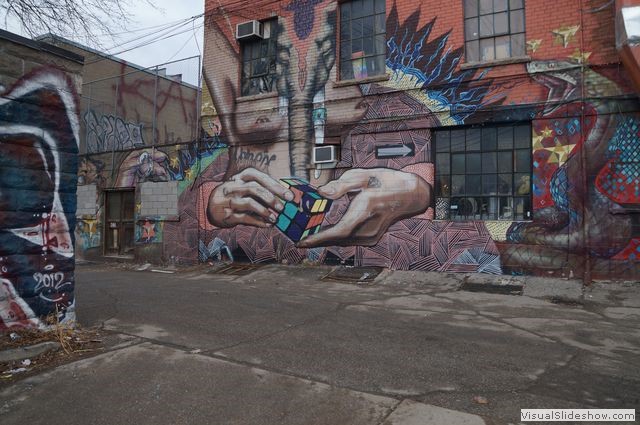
[460,56,531,70]
[236,91,278,103]
[333,73,391,88]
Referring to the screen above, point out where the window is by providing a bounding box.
[339,0,386,80]
[241,19,277,96]
[464,0,525,62]
[434,124,532,221]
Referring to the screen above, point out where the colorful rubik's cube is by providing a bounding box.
[275,178,332,242]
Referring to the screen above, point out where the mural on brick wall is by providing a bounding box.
[196,1,509,271]
[0,69,78,329]
[498,60,640,275]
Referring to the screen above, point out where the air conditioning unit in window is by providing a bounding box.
[313,145,338,164]
[236,20,263,40]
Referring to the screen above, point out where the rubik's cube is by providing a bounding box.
[275,178,332,242]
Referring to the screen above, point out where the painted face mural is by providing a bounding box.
[198,2,504,270]
[0,69,79,329]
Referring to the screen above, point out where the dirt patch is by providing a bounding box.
[0,325,104,386]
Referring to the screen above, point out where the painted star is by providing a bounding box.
[569,49,592,63]
[544,143,576,165]
[532,132,545,151]
[527,39,542,53]
[552,25,580,48]
[541,127,554,139]
[170,156,180,168]
[136,203,142,214]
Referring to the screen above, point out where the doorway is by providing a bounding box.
[104,190,135,257]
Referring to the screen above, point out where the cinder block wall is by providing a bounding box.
[0,31,83,329]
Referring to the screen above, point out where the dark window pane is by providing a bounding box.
[467,153,482,173]
[480,14,494,37]
[494,12,508,34]
[480,38,495,61]
[341,2,351,20]
[375,0,385,14]
[363,16,374,37]
[515,149,531,172]
[451,130,466,151]
[466,128,481,150]
[497,126,513,149]
[452,175,465,195]
[514,196,532,220]
[467,175,482,194]
[511,33,525,56]
[242,46,251,61]
[375,14,386,34]
[510,9,525,33]
[514,125,530,148]
[352,38,363,54]
[452,154,466,173]
[465,18,479,40]
[340,61,354,79]
[494,0,508,12]
[464,0,478,17]
[499,197,514,219]
[498,174,512,194]
[498,151,512,172]
[495,35,510,59]
[466,41,480,62]
[365,55,385,76]
[341,20,351,39]
[482,127,497,150]
[515,173,531,195]
[353,18,363,38]
[362,0,374,15]
[435,131,450,152]
[436,175,451,196]
[340,40,352,61]
[484,197,499,219]
[436,153,450,175]
[375,35,386,55]
[482,152,497,173]
[352,0,363,18]
[483,174,497,194]
[509,0,524,9]
[480,0,493,14]
[363,37,374,55]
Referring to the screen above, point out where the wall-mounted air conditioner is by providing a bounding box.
[236,20,264,40]
[313,145,338,164]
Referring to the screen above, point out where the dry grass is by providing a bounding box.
[0,313,104,383]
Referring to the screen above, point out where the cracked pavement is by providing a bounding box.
[1,264,639,424]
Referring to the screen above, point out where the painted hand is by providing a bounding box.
[297,169,432,248]
[207,168,295,228]
[115,149,169,187]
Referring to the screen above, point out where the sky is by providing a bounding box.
[4,0,205,85]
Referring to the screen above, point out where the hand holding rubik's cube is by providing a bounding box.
[275,178,332,242]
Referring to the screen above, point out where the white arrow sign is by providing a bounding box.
[376,143,415,158]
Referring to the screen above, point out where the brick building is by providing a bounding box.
[70,0,640,281]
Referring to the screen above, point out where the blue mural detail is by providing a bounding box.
[385,4,504,123]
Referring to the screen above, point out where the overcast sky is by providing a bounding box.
[4,0,204,85]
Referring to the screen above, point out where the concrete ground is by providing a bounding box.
[1,263,639,424]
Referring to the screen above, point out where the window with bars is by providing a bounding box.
[241,19,277,97]
[339,0,386,80]
[463,0,525,63]
[434,124,532,221]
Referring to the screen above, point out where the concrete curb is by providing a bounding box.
[0,341,60,362]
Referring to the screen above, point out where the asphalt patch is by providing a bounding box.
[321,266,383,284]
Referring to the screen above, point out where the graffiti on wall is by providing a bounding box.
[0,68,78,329]
[85,110,145,153]
[193,2,506,272]
[136,218,163,244]
[498,59,640,274]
